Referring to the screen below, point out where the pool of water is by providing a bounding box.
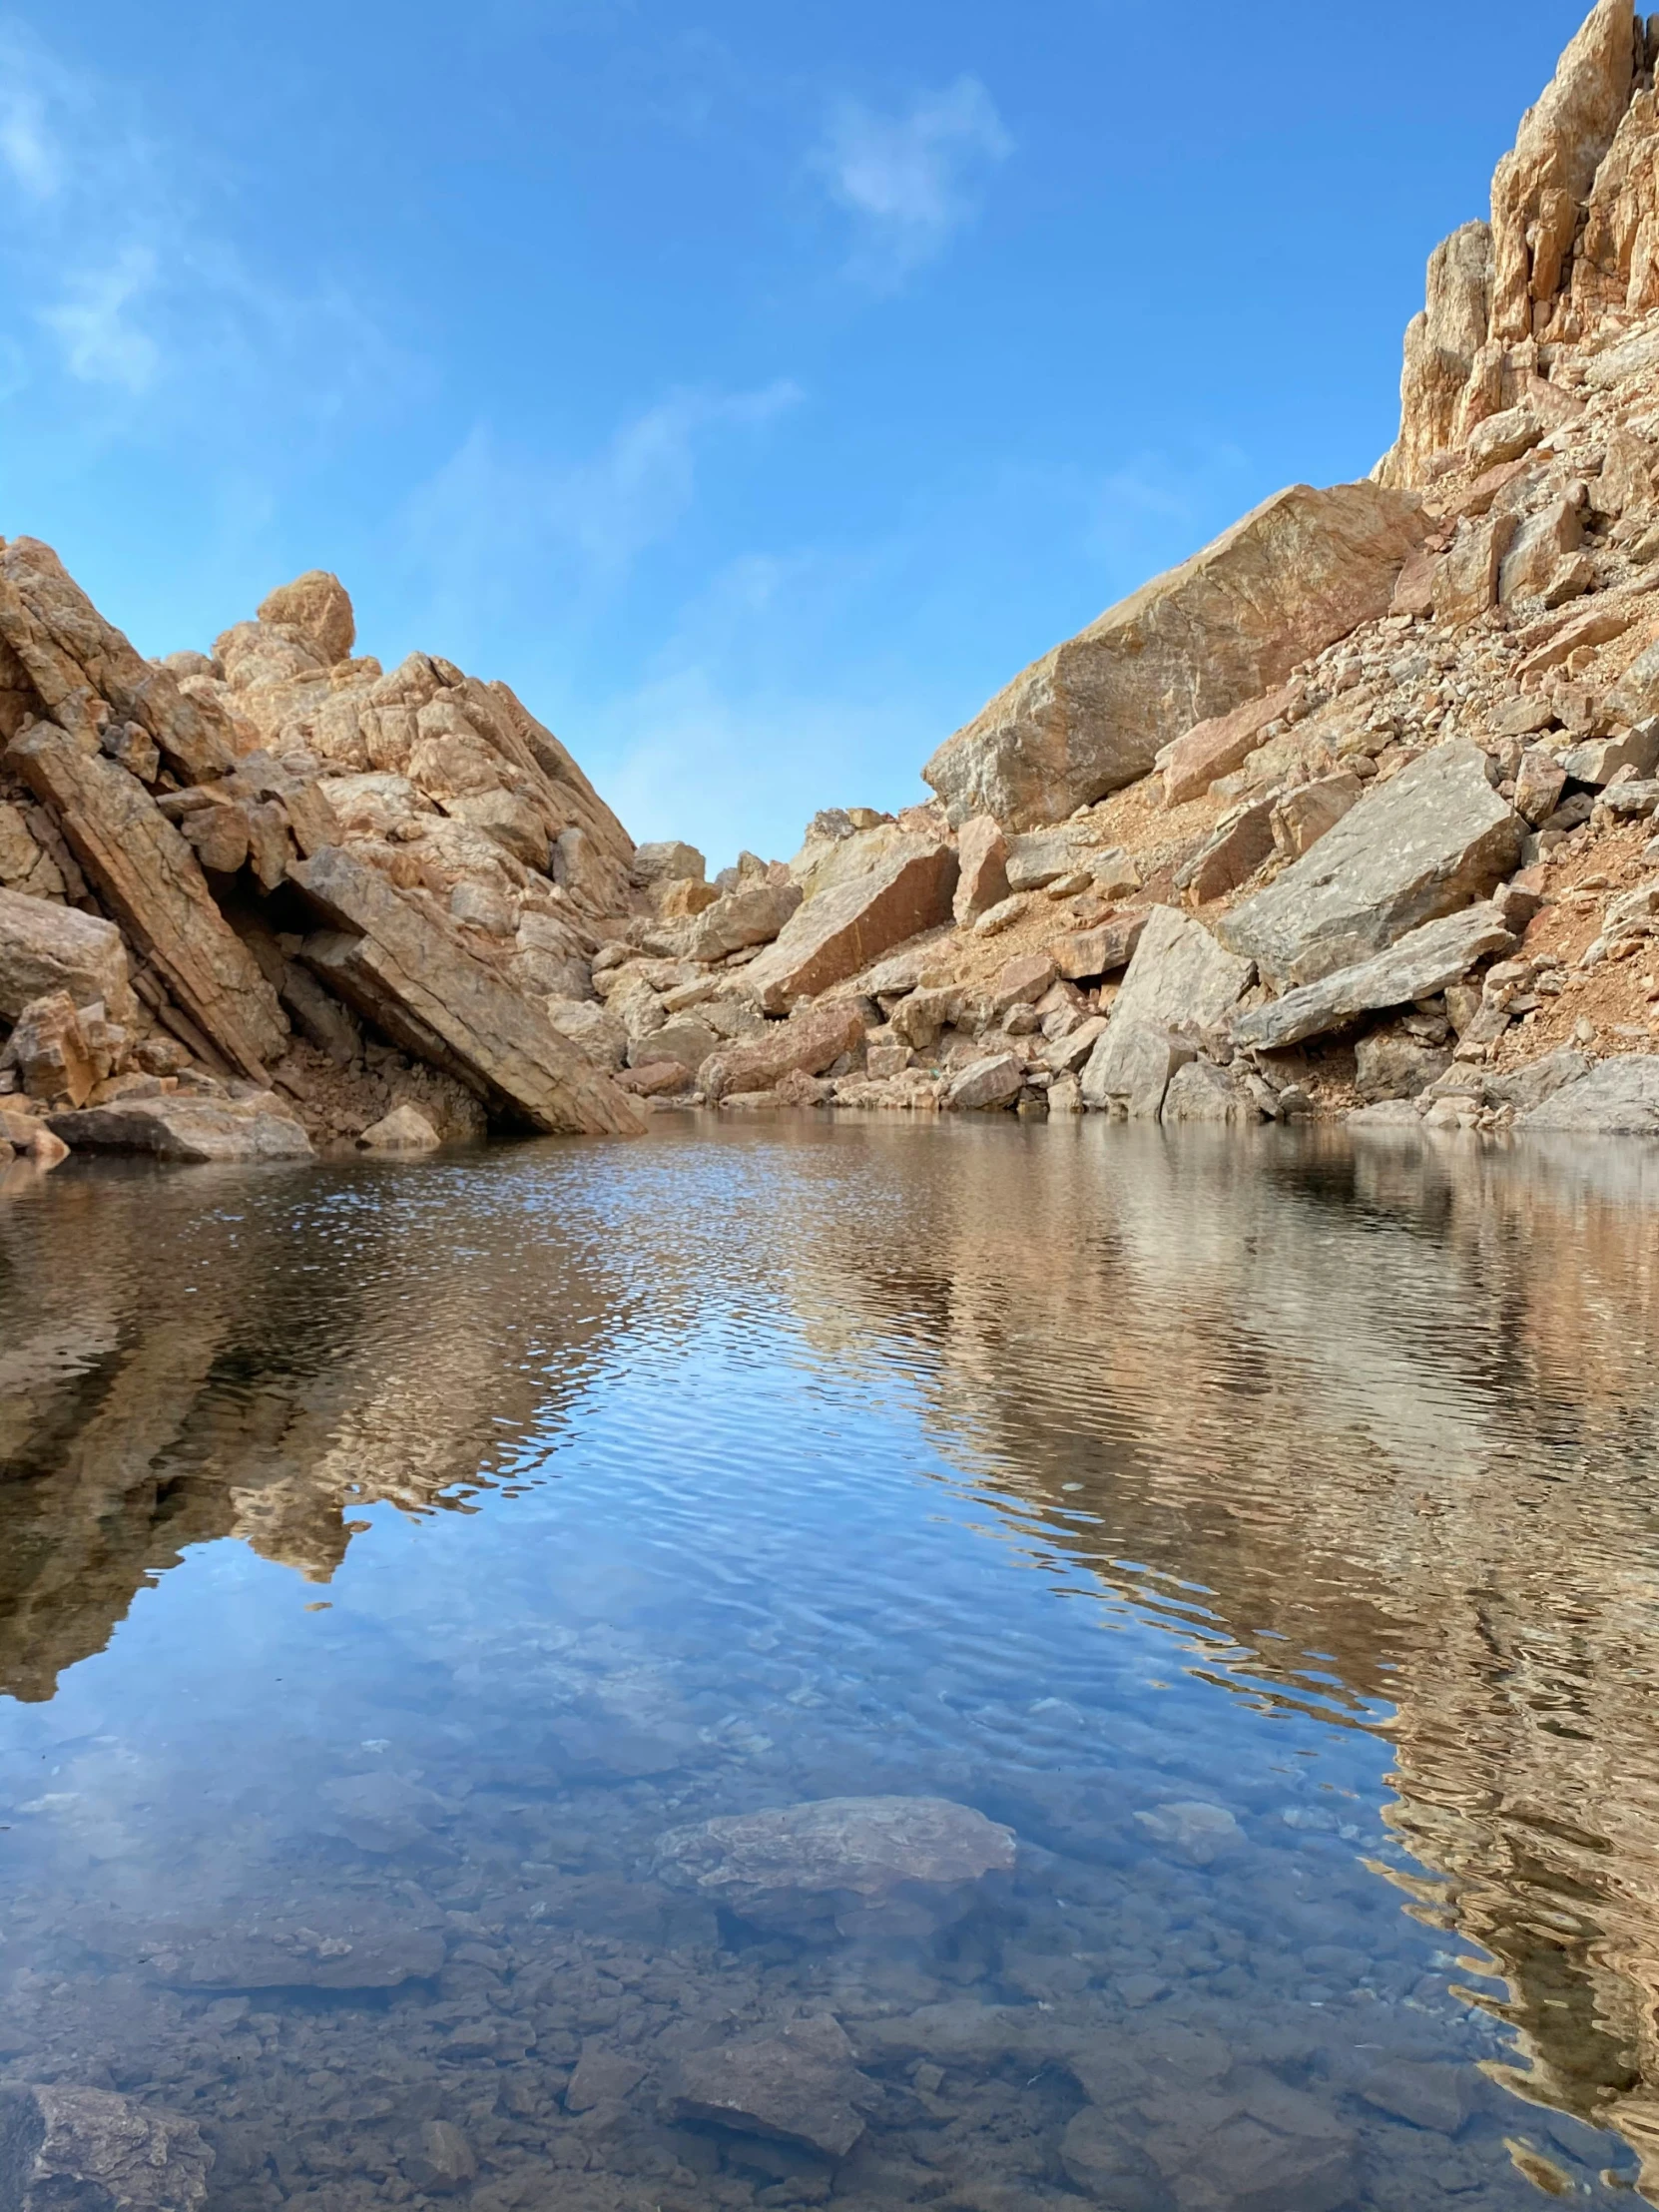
[4,1116,1659,2211]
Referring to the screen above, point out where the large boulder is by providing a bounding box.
[922,482,1426,829]
[1231,901,1517,1050]
[741,842,958,1015]
[1079,906,1252,1115]
[257,570,356,666]
[0,886,134,1023]
[701,999,865,1102]
[1217,744,1523,990]
[1521,1053,1659,1132]
[655,1796,1016,1938]
[48,1091,314,1162]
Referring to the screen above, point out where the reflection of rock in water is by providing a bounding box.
[773,1119,1659,2193]
[0,1152,640,1701]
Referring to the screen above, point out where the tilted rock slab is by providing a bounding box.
[742,842,958,1014]
[8,725,288,1078]
[1231,902,1517,1050]
[288,843,645,1135]
[922,482,1426,830]
[700,998,865,1103]
[0,2083,212,2212]
[1079,906,1252,1115]
[1217,744,1523,990]
[655,1795,1016,1937]
[0,885,134,1024]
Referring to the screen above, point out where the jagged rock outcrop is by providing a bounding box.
[922,482,1427,830]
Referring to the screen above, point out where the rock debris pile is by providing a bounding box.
[15,0,1659,1184]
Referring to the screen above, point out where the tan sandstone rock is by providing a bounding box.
[922,482,1426,830]
[0,885,134,1023]
[359,1103,442,1151]
[257,571,356,666]
[700,999,866,1103]
[952,816,1010,923]
[742,842,959,1014]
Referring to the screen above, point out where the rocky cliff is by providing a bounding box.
[13,0,1659,1174]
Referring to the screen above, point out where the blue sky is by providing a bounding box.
[0,1,1592,864]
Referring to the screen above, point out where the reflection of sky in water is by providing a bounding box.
[3,1120,1658,2207]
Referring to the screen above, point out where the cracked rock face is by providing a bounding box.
[668,2014,873,2158]
[654,1794,1016,1936]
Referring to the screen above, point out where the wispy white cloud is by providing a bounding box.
[0,19,402,430]
[400,380,804,638]
[815,76,1012,287]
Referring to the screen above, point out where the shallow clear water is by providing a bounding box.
[5,1117,1659,2210]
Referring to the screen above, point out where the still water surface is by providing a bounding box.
[4,1118,1659,2210]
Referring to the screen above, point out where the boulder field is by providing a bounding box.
[13,0,1659,1172]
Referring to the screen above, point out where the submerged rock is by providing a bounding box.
[655,1795,1016,1936]
[668,2014,870,2157]
[48,1092,314,1162]
[0,2084,212,2212]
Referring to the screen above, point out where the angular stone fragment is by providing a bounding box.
[289,844,645,1135]
[0,887,134,1023]
[1521,1053,1659,1131]
[1498,495,1582,601]
[1060,2106,1163,2204]
[669,2015,869,2158]
[359,1103,441,1151]
[1432,510,1517,622]
[742,842,958,1014]
[1160,683,1297,806]
[1514,745,1568,826]
[1231,903,1516,1050]
[952,815,1010,923]
[400,2119,474,2195]
[1050,908,1147,980]
[0,538,237,781]
[544,995,628,1071]
[923,481,1425,829]
[944,1053,1024,1111]
[630,838,705,886]
[130,1916,445,1990]
[1161,1059,1257,1123]
[991,950,1056,1011]
[8,726,286,1077]
[1218,744,1522,989]
[655,1796,1016,1937]
[1483,1047,1592,1112]
[657,878,801,961]
[1604,638,1659,725]
[1004,829,1132,893]
[180,795,251,875]
[629,1018,718,1076]
[1356,1033,1452,1101]
[1271,772,1363,858]
[1079,1021,1196,1118]
[48,1092,314,1162]
[1099,904,1255,1035]
[1175,798,1277,901]
[889,985,961,1048]
[701,999,866,1102]
[5,991,95,1105]
[565,2050,645,2114]
[1561,725,1659,786]
[0,2084,212,2212]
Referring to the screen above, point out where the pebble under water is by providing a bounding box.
[4,1115,1659,2211]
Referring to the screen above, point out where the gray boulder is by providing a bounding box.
[1161,1059,1258,1123]
[1218,744,1523,988]
[1521,1054,1659,1132]
[1080,1021,1196,1119]
[1484,1046,1592,1113]
[1230,901,1516,1050]
[655,1795,1016,1938]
